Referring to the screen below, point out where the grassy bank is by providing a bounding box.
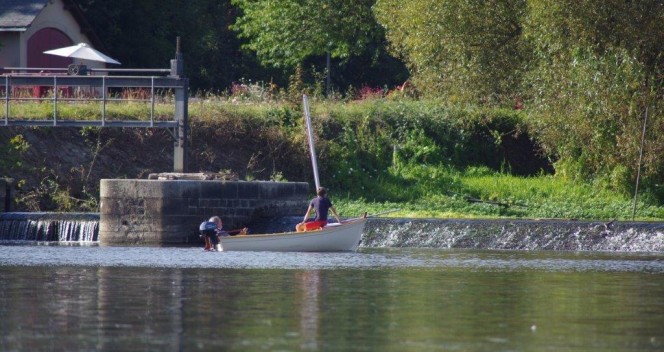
[334,165,664,221]
[2,96,663,220]
[190,98,662,220]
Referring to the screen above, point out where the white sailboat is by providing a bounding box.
[218,95,366,252]
[219,217,366,252]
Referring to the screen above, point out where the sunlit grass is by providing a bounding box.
[2,100,175,121]
[333,165,664,221]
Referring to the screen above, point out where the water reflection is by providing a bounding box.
[297,270,320,350]
[1,246,663,272]
[0,247,663,351]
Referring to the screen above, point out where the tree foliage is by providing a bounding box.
[73,0,278,91]
[231,0,383,69]
[63,0,664,199]
[374,0,529,103]
[230,0,409,91]
[73,0,405,91]
[375,0,664,196]
[523,0,664,196]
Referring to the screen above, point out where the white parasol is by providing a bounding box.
[43,43,121,65]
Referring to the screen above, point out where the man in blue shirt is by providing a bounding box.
[296,187,341,231]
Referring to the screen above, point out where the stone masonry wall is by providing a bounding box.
[99,179,309,245]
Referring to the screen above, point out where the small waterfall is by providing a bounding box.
[0,213,99,243]
[2,213,663,251]
[362,218,664,252]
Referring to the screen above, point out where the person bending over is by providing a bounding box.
[200,216,248,251]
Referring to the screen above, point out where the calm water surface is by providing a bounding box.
[1,245,663,351]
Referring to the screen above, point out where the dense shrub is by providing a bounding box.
[305,100,550,197]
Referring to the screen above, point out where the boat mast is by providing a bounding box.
[303,95,321,190]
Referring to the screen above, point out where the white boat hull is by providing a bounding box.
[219,218,366,252]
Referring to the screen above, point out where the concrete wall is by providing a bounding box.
[99,179,309,246]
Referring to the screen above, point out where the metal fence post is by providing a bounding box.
[173,79,188,173]
[171,37,187,173]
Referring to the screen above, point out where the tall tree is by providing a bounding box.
[374,0,529,104]
[232,0,381,68]
[75,0,405,91]
[523,0,664,192]
[231,0,406,92]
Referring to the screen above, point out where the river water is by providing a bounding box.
[1,245,663,351]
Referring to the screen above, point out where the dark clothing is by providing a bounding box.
[310,196,333,221]
[198,221,223,247]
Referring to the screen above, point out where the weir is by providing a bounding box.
[0,212,98,243]
[363,218,664,252]
[1,213,663,251]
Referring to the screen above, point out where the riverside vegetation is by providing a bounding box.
[1,90,663,221]
[2,1,662,221]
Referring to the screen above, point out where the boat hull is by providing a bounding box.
[219,218,366,252]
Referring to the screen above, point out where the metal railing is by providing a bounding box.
[1,74,184,128]
[0,40,189,172]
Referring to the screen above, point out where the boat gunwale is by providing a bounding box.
[220,218,367,241]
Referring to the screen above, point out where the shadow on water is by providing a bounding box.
[1,247,662,351]
[1,213,663,252]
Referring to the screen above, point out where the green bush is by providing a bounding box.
[307,100,547,193]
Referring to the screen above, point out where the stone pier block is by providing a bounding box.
[100,179,309,246]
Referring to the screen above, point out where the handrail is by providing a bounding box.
[53,76,57,125]
[0,73,185,127]
[102,76,106,126]
[151,76,155,127]
[1,36,189,173]
[1,67,171,74]
[4,75,8,125]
